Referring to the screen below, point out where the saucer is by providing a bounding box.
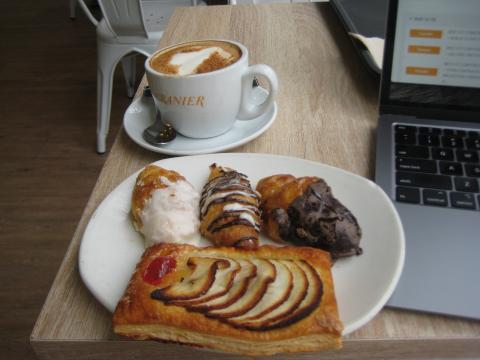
[123,87,277,156]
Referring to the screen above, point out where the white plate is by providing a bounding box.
[79,153,405,335]
[123,87,277,156]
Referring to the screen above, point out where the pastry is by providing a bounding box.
[199,164,261,248]
[257,175,362,258]
[131,165,200,247]
[113,243,343,356]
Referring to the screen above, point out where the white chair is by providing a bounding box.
[70,0,77,19]
[75,0,202,153]
[228,0,323,4]
[70,0,103,21]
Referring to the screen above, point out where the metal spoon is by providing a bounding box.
[142,86,176,146]
[142,110,176,146]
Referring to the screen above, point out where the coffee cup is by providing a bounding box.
[145,39,278,138]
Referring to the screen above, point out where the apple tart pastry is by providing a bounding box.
[199,164,261,249]
[113,243,343,356]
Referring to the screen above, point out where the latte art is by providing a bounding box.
[169,47,234,76]
[150,40,242,76]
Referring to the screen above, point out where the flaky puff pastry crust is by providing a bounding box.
[199,164,261,248]
[131,165,187,231]
[113,243,343,356]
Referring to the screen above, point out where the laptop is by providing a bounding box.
[374,0,480,318]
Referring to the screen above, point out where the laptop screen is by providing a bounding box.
[381,0,480,112]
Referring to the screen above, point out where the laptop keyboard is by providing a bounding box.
[394,124,480,211]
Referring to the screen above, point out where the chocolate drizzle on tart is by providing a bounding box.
[150,255,323,331]
[199,164,262,248]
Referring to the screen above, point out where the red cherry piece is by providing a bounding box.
[143,256,176,285]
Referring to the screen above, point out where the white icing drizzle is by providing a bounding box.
[223,203,258,213]
[239,213,260,231]
[201,189,257,216]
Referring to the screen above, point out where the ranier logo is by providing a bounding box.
[157,94,206,107]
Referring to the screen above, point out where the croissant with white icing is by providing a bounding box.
[199,164,261,248]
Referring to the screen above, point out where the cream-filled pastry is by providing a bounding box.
[131,165,200,247]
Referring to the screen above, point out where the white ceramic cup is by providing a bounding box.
[145,39,278,138]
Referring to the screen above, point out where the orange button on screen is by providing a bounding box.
[406,67,438,76]
[410,29,443,39]
[408,45,441,54]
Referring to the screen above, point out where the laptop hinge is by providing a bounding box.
[380,104,480,123]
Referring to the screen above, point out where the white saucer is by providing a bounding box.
[123,87,277,156]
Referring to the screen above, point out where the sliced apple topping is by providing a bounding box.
[262,260,323,329]
[227,260,292,324]
[188,259,257,311]
[151,257,230,301]
[149,256,323,331]
[169,258,240,307]
[239,260,308,329]
[207,259,276,319]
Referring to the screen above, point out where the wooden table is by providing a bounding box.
[31,3,480,359]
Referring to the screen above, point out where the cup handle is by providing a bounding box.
[237,64,278,120]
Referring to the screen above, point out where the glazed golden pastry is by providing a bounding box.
[257,175,362,258]
[131,165,200,247]
[199,164,261,248]
[113,243,343,356]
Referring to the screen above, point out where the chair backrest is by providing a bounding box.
[98,0,148,38]
[96,0,199,39]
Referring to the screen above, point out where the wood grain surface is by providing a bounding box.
[0,1,139,359]
[30,3,480,359]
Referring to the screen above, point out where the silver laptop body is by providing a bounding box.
[375,0,480,318]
